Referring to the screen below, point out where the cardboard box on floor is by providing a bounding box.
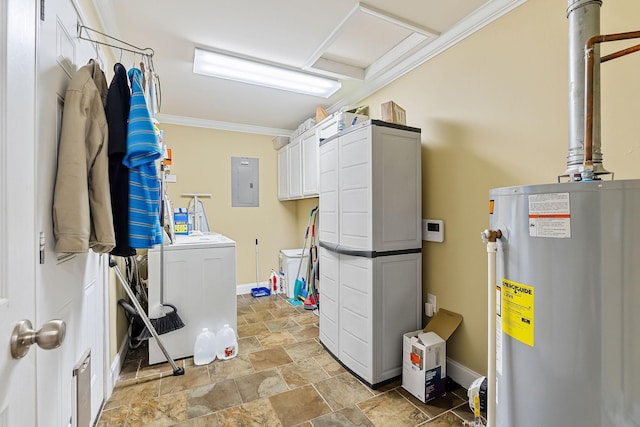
[402,308,463,403]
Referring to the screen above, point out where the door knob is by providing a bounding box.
[10,319,66,359]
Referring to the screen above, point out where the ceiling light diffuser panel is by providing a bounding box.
[193,48,342,98]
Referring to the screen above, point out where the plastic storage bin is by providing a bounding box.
[216,324,238,360]
[279,249,309,299]
[193,328,216,365]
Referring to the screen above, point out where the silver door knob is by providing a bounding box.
[10,319,66,359]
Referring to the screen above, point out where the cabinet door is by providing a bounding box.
[371,125,422,251]
[288,137,302,199]
[373,252,422,382]
[301,128,319,196]
[339,126,373,250]
[277,145,289,200]
[319,137,339,245]
[318,247,340,355]
[339,254,373,382]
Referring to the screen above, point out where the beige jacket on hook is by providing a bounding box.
[53,59,115,253]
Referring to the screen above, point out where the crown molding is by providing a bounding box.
[155,114,293,137]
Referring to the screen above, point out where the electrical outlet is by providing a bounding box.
[427,293,437,313]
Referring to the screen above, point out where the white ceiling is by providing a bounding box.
[91,0,525,135]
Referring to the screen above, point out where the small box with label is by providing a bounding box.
[174,208,189,235]
[381,101,406,125]
[402,308,463,403]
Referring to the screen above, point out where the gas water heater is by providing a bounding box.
[486,1,640,426]
[490,181,640,426]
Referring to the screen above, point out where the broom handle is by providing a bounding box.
[110,257,184,375]
[294,207,317,282]
[255,239,259,286]
[160,163,166,306]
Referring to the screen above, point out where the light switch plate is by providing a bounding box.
[422,219,444,242]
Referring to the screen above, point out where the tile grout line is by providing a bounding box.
[309,381,337,414]
[392,388,435,422]
[274,362,294,392]
[354,388,408,427]
[311,354,334,381]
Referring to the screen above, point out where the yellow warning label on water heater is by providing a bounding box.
[501,279,534,347]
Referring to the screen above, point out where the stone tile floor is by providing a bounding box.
[96,294,476,426]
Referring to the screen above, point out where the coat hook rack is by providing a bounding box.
[77,25,155,58]
[77,24,161,113]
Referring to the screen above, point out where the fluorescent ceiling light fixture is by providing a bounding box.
[193,48,341,98]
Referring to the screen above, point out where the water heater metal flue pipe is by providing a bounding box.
[563,0,604,180]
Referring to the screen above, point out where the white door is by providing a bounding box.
[0,0,38,425]
[37,0,107,426]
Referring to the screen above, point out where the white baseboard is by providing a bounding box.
[446,357,483,389]
[108,334,129,397]
[236,281,269,295]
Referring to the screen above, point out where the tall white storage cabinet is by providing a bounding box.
[318,120,422,388]
[147,234,237,364]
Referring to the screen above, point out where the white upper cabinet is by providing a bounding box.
[277,144,289,200]
[278,112,368,201]
[288,136,302,199]
[301,128,320,197]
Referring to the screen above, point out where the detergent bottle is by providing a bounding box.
[270,269,279,293]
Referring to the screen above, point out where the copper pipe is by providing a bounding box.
[601,43,640,63]
[482,229,502,243]
[584,31,640,175]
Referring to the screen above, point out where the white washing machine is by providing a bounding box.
[147,233,237,364]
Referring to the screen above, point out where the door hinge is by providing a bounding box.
[40,0,45,21]
[39,232,45,264]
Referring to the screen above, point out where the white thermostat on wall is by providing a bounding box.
[423,219,444,242]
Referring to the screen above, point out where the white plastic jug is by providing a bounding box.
[216,324,238,360]
[193,328,216,365]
